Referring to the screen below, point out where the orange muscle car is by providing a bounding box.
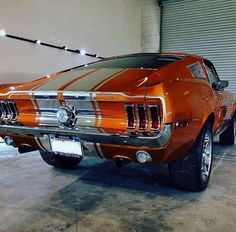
[0,53,235,191]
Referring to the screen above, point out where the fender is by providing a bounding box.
[201,111,216,132]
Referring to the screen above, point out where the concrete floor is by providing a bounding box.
[0,141,235,232]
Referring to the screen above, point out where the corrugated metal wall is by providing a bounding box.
[141,0,160,52]
[161,0,236,94]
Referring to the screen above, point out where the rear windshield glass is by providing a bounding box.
[77,55,182,70]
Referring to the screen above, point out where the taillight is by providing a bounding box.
[149,105,161,130]
[125,105,136,128]
[0,102,5,119]
[138,105,148,130]
[8,102,18,120]
[1,101,10,119]
[125,103,162,132]
[0,100,19,121]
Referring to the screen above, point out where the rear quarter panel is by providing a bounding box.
[145,58,218,162]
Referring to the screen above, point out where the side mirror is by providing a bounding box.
[219,80,229,89]
[212,80,229,90]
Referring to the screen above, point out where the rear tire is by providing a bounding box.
[219,114,235,145]
[39,151,83,169]
[168,122,213,192]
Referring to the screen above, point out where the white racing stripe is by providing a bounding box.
[34,137,46,151]
[39,135,52,151]
[95,143,105,158]
[30,96,40,122]
[35,69,92,91]
[64,68,123,91]
[92,69,128,91]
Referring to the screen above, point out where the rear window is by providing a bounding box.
[77,55,182,70]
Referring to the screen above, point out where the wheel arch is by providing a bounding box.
[193,112,214,147]
[200,110,215,132]
[205,112,215,129]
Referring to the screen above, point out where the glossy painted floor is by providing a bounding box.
[0,141,235,232]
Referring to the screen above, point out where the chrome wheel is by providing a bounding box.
[201,130,212,182]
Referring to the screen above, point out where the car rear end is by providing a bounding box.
[0,53,184,164]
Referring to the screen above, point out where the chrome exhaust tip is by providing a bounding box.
[114,156,132,168]
[136,151,152,163]
[115,159,124,168]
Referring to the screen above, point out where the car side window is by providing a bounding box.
[205,66,217,84]
[204,60,219,85]
[188,62,206,79]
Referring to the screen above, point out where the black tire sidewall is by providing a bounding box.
[219,113,235,145]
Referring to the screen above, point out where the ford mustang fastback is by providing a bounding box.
[0,53,235,191]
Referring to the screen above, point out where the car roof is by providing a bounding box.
[106,52,203,60]
[61,52,203,73]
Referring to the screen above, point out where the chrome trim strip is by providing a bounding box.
[36,99,60,107]
[65,98,96,128]
[75,116,95,127]
[30,97,40,122]
[63,92,90,98]
[0,124,172,148]
[35,97,97,128]
[4,91,161,99]
[34,97,60,127]
[40,108,59,113]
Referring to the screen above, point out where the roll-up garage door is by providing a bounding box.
[161,0,236,95]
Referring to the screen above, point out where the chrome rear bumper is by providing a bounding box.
[0,124,172,148]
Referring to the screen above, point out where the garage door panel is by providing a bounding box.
[162,0,236,95]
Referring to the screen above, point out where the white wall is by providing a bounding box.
[0,0,143,83]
